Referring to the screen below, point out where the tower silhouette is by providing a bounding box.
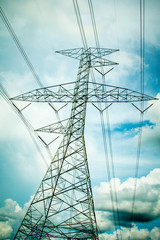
[13,48,156,239]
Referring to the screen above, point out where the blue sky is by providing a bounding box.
[0,0,160,239]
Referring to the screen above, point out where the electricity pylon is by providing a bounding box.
[13,48,156,239]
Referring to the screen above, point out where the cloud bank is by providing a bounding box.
[0,197,32,240]
[99,225,160,240]
[1,169,160,239]
[94,168,160,233]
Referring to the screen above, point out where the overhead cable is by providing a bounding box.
[0,5,62,125]
[72,0,88,49]
[128,1,145,239]
[91,71,120,240]
[0,5,62,163]
[0,83,51,167]
[88,1,121,238]
[0,6,43,88]
[88,0,100,49]
[72,0,120,237]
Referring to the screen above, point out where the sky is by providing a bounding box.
[0,0,160,239]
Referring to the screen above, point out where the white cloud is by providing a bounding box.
[100,225,160,240]
[132,93,160,151]
[146,93,160,124]
[0,221,12,240]
[0,197,34,239]
[94,168,160,232]
[0,198,32,239]
[96,211,115,233]
[1,169,160,239]
[141,124,160,151]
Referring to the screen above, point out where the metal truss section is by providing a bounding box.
[14,48,99,240]
[56,47,118,67]
[15,135,98,239]
[36,119,68,134]
[87,83,157,102]
[11,81,156,103]
[90,58,118,67]
[36,118,84,135]
[11,83,75,102]
[56,47,119,60]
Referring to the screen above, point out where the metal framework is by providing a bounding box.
[13,48,156,240]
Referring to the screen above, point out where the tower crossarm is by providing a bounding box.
[11,82,157,103]
[56,47,119,60]
[87,82,158,102]
[56,47,119,67]
[10,82,75,102]
[35,117,84,135]
[35,118,69,134]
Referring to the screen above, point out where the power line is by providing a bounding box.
[140,0,145,96]
[0,5,56,167]
[72,0,88,49]
[88,0,100,49]
[88,1,121,238]
[105,105,122,240]
[72,1,120,238]
[0,5,62,123]
[0,6,43,88]
[0,5,63,163]
[0,83,51,168]
[128,1,145,239]
[91,71,120,240]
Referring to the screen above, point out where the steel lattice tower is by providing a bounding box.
[13,48,156,239]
